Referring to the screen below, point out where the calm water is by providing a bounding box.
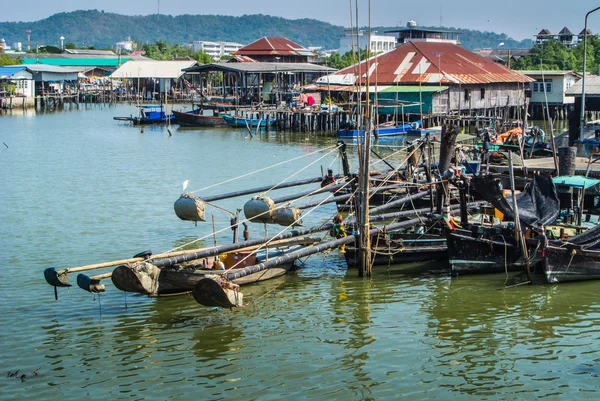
[1,105,600,400]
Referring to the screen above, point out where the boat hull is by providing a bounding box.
[344,233,448,267]
[111,261,294,296]
[544,245,600,283]
[222,114,275,128]
[447,229,522,276]
[172,110,227,127]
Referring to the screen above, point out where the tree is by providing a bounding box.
[64,42,77,49]
[0,54,21,65]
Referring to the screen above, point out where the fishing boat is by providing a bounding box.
[343,231,448,267]
[172,109,228,127]
[110,239,319,297]
[543,225,600,283]
[222,114,275,128]
[447,173,560,276]
[113,105,174,125]
[479,126,550,157]
[337,120,419,139]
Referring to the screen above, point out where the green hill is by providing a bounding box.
[0,10,532,51]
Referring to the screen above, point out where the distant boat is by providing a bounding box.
[337,120,419,138]
[113,105,173,125]
[172,109,228,127]
[222,114,275,128]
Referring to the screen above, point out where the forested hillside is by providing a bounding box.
[0,10,531,51]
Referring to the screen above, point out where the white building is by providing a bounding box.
[187,41,244,60]
[116,38,135,52]
[521,70,581,105]
[339,30,396,55]
[0,38,11,51]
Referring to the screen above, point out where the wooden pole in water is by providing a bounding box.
[212,214,217,247]
[508,151,532,283]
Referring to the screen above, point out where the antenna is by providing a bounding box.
[157,0,160,40]
[26,29,31,51]
[439,5,442,27]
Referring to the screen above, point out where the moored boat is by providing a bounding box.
[172,109,228,127]
[113,105,173,125]
[111,241,317,297]
[222,114,275,128]
[337,120,419,138]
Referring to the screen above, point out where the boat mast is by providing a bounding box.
[358,0,372,277]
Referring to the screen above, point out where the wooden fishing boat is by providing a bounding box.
[222,114,275,128]
[446,225,532,276]
[543,224,600,283]
[172,109,228,127]
[110,242,316,297]
[337,120,419,138]
[113,105,174,125]
[344,232,448,267]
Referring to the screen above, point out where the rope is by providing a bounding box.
[264,146,341,196]
[187,144,339,194]
[161,175,353,256]
[220,178,358,273]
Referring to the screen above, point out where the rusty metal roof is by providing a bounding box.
[234,37,316,57]
[333,41,534,86]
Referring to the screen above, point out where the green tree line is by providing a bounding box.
[0,10,530,52]
[512,37,600,74]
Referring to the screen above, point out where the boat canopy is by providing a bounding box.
[552,176,600,189]
[471,174,559,230]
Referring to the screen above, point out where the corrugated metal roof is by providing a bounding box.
[0,65,27,78]
[565,76,600,96]
[332,41,534,86]
[21,64,80,73]
[63,49,116,56]
[111,60,199,79]
[229,55,258,63]
[184,62,334,74]
[380,85,449,93]
[234,37,316,57]
[21,57,134,67]
[519,70,581,77]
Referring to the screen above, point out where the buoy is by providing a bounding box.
[273,206,302,226]
[243,196,276,223]
[174,194,206,222]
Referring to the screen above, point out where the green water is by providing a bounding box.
[1,105,600,400]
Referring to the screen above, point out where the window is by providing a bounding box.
[480,88,485,99]
[566,80,573,90]
[533,79,553,93]
[464,88,471,101]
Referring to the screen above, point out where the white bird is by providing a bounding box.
[182,180,190,194]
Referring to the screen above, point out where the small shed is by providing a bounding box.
[110,60,199,97]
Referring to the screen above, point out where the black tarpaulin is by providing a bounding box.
[470,174,559,230]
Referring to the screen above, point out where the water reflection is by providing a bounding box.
[423,276,600,397]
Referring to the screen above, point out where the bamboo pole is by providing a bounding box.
[508,151,532,283]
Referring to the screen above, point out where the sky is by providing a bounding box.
[3,0,600,41]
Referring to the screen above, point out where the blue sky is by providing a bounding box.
[3,0,600,41]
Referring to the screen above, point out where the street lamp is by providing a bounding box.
[580,6,600,141]
[60,36,65,50]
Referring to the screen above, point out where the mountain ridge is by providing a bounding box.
[0,10,532,52]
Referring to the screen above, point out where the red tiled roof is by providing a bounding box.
[334,41,534,85]
[234,37,315,57]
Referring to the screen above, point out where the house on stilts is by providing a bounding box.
[308,39,534,128]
